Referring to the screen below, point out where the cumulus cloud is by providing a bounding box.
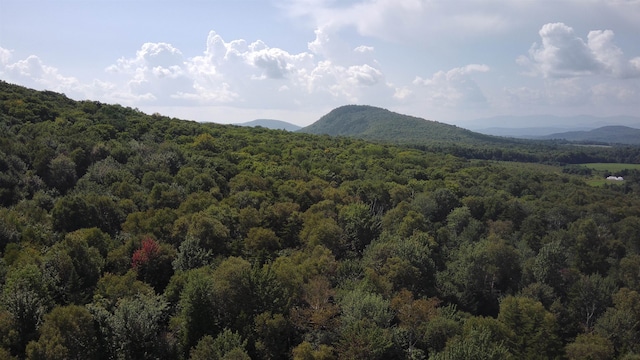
[0,48,83,96]
[0,47,11,65]
[98,30,388,108]
[307,26,358,65]
[106,42,193,103]
[588,29,640,78]
[411,64,490,107]
[281,0,513,44]
[519,22,640,78]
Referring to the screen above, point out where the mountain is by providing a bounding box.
[299,105,512,145]
[537,126,640,145]
[235,119,301,131]
[463,114,640,134]
[474,127,593,138]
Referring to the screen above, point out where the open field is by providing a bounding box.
[583,163,640,171]
[586,178,620,187]
[491,160,564,174]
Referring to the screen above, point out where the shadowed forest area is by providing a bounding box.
[1,81,640,359]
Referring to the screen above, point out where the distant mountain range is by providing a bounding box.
[474,127,593,138]
[536,126,640,145]
[299,105,515,145]
[235,119,301,131]
[464,114,640,134]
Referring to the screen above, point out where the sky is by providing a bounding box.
[1,0,639,128]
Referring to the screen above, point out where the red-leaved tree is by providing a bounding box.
[131,237,174,292]
[132,237,160,270]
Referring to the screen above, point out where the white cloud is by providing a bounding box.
[0,49,83,96]
[248,44,313,80]
[587,29,640,78]
[282,0,640,47]
[106,42,193,103]
[524,23,600,78]
[0,47,11,65]
[282,0,515,44]
[411,64,490,107]
[307,26,356,64]
[354,45,374,53]
[520,22,640,79]
[301,60,389,103]
[97,30,388,108]
[393,86,412,100]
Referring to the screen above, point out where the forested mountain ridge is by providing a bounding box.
[299,105,510,145]
[2,80,640,359]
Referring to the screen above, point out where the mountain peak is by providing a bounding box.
[299,105,507,145]
[235,119,301,131]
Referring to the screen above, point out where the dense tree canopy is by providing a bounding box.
[1,81,640,358]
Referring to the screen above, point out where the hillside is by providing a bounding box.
[2,81,640,359]
[235,119,301,131]
[299,105,512,145]
[539,125,640,145]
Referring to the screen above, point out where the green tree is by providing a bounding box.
[336,319,393,360]
[25,305,98,360]
[189,329,250,360]
[254,312,294,360]
[173,236,215,272]
[569,274,616,330]
[438,236,520,315]
[51,195,97,233]
[42,233,104,304]
[91,292,170,360]
[422,306,463,355]
[431,327,513,360]
[244,227,281,262]
[291,341,335,360]
[565,333,614,360]
[1,264,50,356]
[173,268,218,355]
[338,202,380,254]
[47,154,77,194]
[339,288,393,328]
[531,240,568,293]
[92,271,154,310]
[497,296,562,359]
[569,218,611,275]
[595,288,640,356]
[179,211,231,255]
[300,217,344,254]
[263,202,303,249]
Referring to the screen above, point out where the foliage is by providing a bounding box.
[25,305,97,360]
[1,81,640,359]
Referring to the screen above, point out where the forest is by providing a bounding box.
[1,80,640,359]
